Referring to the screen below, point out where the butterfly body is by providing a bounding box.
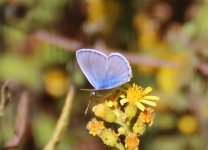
[76,49,132,90]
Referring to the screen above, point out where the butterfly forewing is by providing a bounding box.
[76,49,107,89]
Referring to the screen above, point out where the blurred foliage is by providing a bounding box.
[33,113,56,149]
[0,53,41,89]
[0,0,208,150]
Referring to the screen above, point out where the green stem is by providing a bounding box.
[114,109,130,133]
[44,86,75,150]
[115,142,125,150]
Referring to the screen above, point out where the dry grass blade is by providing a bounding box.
[44,86,75,150]
[32,31,179,68]
[0,81,11,116]
[4,91,30,149]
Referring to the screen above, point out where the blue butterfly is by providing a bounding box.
[76,49,132,90]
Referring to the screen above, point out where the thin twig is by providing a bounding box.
[189,85,208,150]
[33,31,83,51]
[197,62,208,77]
[4,91,30,149]
[0,81,11,116]
[44,86,75,150]
[32,31,179,68]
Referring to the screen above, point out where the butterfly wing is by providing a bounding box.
[76,49,132,90]
[76,49,107,89]
[100,53,132,89]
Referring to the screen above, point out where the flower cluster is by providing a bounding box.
[86,83,159,150]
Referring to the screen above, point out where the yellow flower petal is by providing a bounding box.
[143,87,152,94]
[92,106,96,112]
[120,94,126,98]
[140,100,157,106]
[120,98,128,106]
[135,102,145,111]
[144,96,159,100]
[106,101,114,107]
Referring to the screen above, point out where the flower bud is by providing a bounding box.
[125,104,137,121]
[133,118,146,135]
[125,133,140,150]
[93,103,117,123]
[100,128,119,147]
[118,127,127,135]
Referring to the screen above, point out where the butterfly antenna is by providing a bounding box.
[85,99,91,116]
[80,89,92,91]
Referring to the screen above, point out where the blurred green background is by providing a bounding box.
[0,0,208,149]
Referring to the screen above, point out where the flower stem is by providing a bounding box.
[115,142,125,150]
[44,86,75,150]
[114,109,130,133]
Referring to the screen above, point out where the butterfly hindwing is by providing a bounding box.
[103,53,132,89]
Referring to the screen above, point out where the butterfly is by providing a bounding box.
[76,49,132,91]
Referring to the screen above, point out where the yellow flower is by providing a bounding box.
[156,67,179,93]
[86,118,105,136]
[177,115,198,134]
[86,0,106,23]
[43,69,69,98]
[120,84,159,111]
[139,107,155,126]
[125,133,140,150]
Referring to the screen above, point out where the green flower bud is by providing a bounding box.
[133,118,146,135]
[93,103,117,123]
[118,127,126,135]
[125,104,137,121]
[100,128,119,147]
